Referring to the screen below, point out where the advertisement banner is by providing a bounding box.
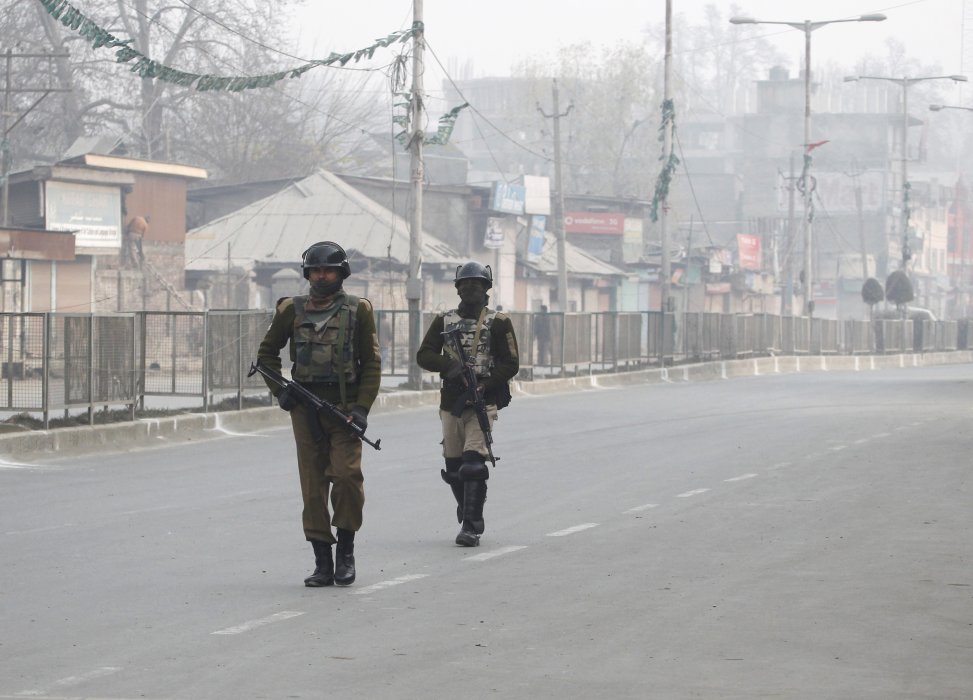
[736,234,762,271]
[564,211,624,235]
[484,217,505,249]
[522,175,551,215]
[45,181,122,249]
[527,215,546,262]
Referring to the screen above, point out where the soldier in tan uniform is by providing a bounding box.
[416,262,519,546]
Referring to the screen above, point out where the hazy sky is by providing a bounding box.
[291,0,968,81]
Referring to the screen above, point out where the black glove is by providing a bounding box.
[349,405,369,431]
[277,385,299,412]
[444,359,464,381]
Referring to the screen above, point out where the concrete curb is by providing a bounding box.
[2,351,971,460]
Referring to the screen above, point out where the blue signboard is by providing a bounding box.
[490,182,526,215]
[527,215,546,262]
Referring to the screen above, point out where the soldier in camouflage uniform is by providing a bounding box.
[257,241,381,587]
[416,262,519,546]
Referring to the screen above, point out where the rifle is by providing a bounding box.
[441,328,497,467]
[248,360,381,451]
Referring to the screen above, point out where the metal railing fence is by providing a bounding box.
[3,310,972,427]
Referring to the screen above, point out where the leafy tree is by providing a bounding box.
[885,269,914,306]
[861,277,884,308]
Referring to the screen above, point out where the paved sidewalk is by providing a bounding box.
[1,351,969,460]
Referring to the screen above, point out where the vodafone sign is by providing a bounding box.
[564,212,625,235]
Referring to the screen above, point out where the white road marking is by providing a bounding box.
[547,523,599,537]
[351,573,428,595]
[211,610,304,635]
[5,523,76,536]
[874,432,892,438]
[464,545,528,561]
[0,458,38,469]
[676,488,711,498]
[18,665,123,695]
[854,438,870,444]
[623,503,659,514]
[724,473,758,482]
[829,445,847,451]
[207,413,269,437]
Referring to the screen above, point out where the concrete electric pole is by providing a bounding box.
[537,80,572,312]
[406,0,424,389]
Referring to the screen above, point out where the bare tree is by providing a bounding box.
[1,0,390,179]
[515,41,660,198]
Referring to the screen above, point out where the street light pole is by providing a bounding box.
[802,22,813,316]
[730,14,885,316]
[845,74,967,273]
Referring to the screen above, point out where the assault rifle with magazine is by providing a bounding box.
[441,328,497,467]
[248,360,381,451]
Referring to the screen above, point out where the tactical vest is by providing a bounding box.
[442,308,497,378]
[291,294,359,384]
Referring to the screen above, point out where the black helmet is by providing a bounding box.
[454,261,493,289]
[301,241,350,279]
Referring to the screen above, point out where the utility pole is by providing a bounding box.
[781,152,797,316]
[854,173,868,280]
[537,80,572,312]
[683,215,694,313]
[900,81,911,273]
[801,23,813,317]
[406,0,424,388]
[660,0,673,318]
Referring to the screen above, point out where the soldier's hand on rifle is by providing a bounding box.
[465,383,486,406]
[277,385,299,412]
[348,405,369,431]
[444,359,464,381]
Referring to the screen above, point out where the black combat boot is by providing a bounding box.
[456,479,487,546]
[334,528,356,586]
[441,457,464,524]
[304,540,334,587]
[456,452,489,547]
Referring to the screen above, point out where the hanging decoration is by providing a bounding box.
[35,0,421,92]
[393,100,468,146]
[650,98,679,223]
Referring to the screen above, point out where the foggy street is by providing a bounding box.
[1,365,971,699]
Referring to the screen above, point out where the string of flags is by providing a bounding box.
[36,0,422,92]
[651,98,679,223]
[36,0,467,145]
[393,99,470,146]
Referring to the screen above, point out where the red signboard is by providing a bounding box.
[736,234,761,271]
[564,212,625,235]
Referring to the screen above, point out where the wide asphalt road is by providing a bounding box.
[1,364,971,699]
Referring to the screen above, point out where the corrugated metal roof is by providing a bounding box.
[524,233,627,277]
[185,169,464,271]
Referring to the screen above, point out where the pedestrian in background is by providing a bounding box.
[534,304,552,366]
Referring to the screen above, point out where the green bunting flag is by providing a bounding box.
[650,98,679,223]
[36,0,422,92]
[394,101,468,147]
